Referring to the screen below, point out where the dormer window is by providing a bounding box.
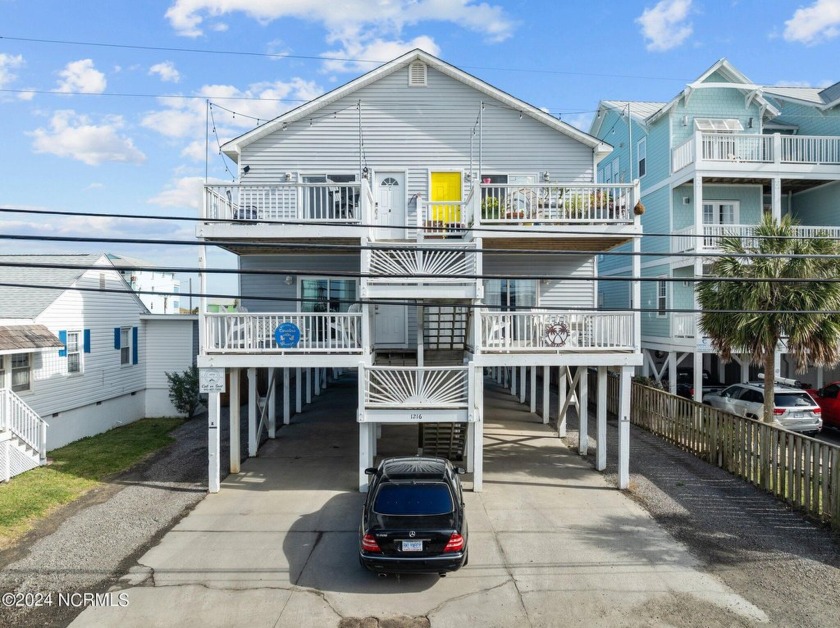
[694,118,744,132]
[408,61,427,87]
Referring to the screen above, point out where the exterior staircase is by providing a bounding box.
[0,389,47,482]
[419,422,467,462]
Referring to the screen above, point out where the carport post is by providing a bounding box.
[230,368,241,474]
[578,367,588,456]
[306,368,312,404]
[530,367,537,414]
[473,413,483,492]
[296,368,302,413]
[283,368,291,425]
[465,422,474,472]
[314,367,321,395]
[618,366,631,489]
[267,368,276,439]
[542,366,550,424]
[510,365,516,396]
[248,367,257,457]
[208,392,220,493]
[596,366,607,471]
[359,422,372,492]
[519,366,526,403]
[558,366,567,437]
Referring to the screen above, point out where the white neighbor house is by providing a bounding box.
[108,253,182,314]
[0,254,197,480]
[198,50,643,493]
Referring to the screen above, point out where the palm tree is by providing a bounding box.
[697,214,840,424]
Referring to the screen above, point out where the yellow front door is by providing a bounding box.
[430,172,462,224]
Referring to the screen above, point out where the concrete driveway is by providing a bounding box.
[73,376,766,627]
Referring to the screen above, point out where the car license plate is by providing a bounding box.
[402,540,423,552]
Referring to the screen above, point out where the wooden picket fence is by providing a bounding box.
[591,373,840,528]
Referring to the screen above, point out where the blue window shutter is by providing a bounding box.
[58,330,67,357]
[83,329,91,353]
[132,327,138,364]
[114,327,121,349]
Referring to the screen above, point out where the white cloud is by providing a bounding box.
[636,0,693,52]
[784,0,840,45]
[321,36,440,73]
[165,1,515,51]
[55,59,107,93]
[0,53,24,88]
[149,61,181,83]
[141,78,323,160]
[29,110,146,165]
[17,90,36,101]
[148,176,208,209]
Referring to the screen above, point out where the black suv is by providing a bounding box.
[359,456,468,576]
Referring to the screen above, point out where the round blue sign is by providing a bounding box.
[274,322,301,348]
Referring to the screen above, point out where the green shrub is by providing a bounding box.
[166,365,201,418]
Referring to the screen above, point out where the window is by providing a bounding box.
[373,483,454,515]
[637,138,647,178]
[67,331,82,374]
[612,158,620,183]
[11,353,30,392]
[484,279,537,311]
[657,278,667,317]
[120,327,131,365]
[600,161,612,184]
[300,279,357,313]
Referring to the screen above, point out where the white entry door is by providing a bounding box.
[374,172,405,240]
[374,304,407,347]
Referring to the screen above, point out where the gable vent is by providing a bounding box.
[408,61,427,87]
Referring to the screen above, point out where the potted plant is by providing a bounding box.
[481,196,500,220]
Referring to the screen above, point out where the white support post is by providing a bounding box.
[578,367,589,456]
[596,367,607,471]
[248,367,257,457]
[668,352,677,395]
[359,422,371,492]
[618,366,632,489]
[283,368,291,425]
[473,411,483,492]
[267,368,276,439]
[519,366,526,403]
[306,368,312,404]
[510,364,517,396]
[693,352,703,403]
[817,365,825,389]
[229,368,240,474]
[542,365,550,424]
[465,422,475,472]
[322,367,328,390]
[39,420,47,466]
[771,177,782,221]
[295,367,302,414]
[208,392,221,493]
[314,367,321,396]
[558,366,567,437]
[530,366,537,414]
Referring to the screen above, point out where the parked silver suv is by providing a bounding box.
[703,382,822,434]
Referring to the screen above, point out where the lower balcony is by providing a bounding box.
[672,224,840,254]
[478,311,636,353]
[203,312,363,355]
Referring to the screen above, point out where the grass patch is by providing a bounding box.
[0,417,184,548]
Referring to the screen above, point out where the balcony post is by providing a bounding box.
[694,130,703,164]
[773,132,782,166]
[771,177,782,221]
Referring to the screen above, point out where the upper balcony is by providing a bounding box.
[199,179,641,248]
[672,131,840,178]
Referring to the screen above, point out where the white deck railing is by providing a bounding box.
[479,310,635,352]
[203,312,363,354]
[672,132,840,172]
[672,224,840,253]
[204,183,364,223]
[362,365,470,408]
[418,200,472,237]
[672,313,696,338]
[366,242,477,283]
[478,183,636,225]
[0,388,47,460]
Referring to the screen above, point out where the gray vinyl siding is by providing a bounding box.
[482,254,595,309]
[773,100,840,136]
[241,64,595,202]
[27,266,147,419]
[599,271,632,310]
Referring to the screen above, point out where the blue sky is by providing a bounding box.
[2,0,840,300]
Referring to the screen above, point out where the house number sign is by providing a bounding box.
[274,322,301,348]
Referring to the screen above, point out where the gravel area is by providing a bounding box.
[0,414,218,628]
[564,404,840,627]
